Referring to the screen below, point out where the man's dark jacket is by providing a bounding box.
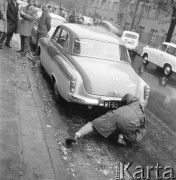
[37,11,51,36]
[7,0,19,33]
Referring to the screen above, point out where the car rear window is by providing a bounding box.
[124,33,137,39]
[166,46,176,57]
[72,38,130,62]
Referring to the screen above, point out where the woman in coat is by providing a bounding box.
[0,0,8,49]
[17,0,37,56]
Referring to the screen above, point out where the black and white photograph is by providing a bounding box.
[0,0,176,179]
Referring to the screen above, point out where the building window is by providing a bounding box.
[143,5,150,17]
[102,1,106,9]
[138,26,145,39]
[155,7,160,19]
[150,29,158,42]
[95,0,100,8]
[113,2,118,11]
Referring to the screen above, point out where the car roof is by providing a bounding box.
[61,23,124,44]
[163,42,176,48]
[123,30,139,36]
[37,11,67,22]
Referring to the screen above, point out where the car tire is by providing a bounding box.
[54,81,60,98]
[163,64,172,76]
[142,54,149,65]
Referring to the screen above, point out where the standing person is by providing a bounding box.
[36,5,51,50]
[17,0,37,57]
[4,0,19,48]
[66,94,147,146]
[0,0,8,49]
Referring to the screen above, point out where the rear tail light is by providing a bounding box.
[70,76,77,93]
[144,85,150,101]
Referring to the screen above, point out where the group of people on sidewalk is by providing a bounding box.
[0,0,51,57]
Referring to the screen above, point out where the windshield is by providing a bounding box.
[166,45,176,57]
[51,18,66,27]
[124,33,138,39]
[72,38,130,62]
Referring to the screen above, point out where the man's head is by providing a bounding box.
[27,0,35,6]
[42,5,48,13]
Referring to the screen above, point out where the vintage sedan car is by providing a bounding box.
[38,24,150,109]
[142,42,176,76]
[30,12,67,46]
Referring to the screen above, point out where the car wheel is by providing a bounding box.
[142,54,149,65]
[54,81,60,98]
[164,64,172,76]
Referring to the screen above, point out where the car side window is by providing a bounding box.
[57,29,68,49]
[52,27,62,41]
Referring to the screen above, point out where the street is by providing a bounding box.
[30,52,176,179]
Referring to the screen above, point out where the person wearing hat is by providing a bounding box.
[66,94,147,146]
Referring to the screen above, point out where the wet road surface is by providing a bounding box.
[30,53,176,180]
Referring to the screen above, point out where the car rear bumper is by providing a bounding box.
[68,93,121,107]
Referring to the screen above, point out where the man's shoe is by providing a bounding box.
[5,43,11,48]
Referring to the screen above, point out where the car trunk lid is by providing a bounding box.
[72,56,142,98]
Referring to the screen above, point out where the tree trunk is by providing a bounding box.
[130,0,140,31]
[165,6,176,42]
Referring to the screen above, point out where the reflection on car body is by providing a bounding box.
[142,42,176,76]
[38,23,150,109]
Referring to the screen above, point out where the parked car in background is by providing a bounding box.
[82,16,94,26]
[98,21,123,37]
[142,42,176,76]
[30,12,67,46]
[37,23,150,109]
[121,31,139,55]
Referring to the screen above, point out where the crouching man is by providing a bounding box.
[66,94,147,146]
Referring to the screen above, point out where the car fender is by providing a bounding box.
[51,55,81,101]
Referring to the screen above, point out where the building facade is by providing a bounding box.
[76,0,176,54]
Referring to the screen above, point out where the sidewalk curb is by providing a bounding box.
[25,62,72,180]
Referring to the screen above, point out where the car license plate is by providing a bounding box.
[104,101,119,109]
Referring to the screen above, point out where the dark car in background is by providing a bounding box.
[98,21,123,37]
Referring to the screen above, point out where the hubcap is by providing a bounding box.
[164,66,171,75]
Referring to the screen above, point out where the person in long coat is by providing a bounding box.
[66,94,147,146]
[36,5,51,48]
[5,0,19,48]
[0,0,8,49]
[17,0,37,56]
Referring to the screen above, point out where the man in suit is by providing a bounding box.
[17,0,37,56]
[4,0,19,48]
[0,0,8,49]
[36,4,51,48]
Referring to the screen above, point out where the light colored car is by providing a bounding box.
[142,42,176,76]
[38,24,150,109]
[30,12,67,46]
[121,31,139,54]
[98,21,123,37]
